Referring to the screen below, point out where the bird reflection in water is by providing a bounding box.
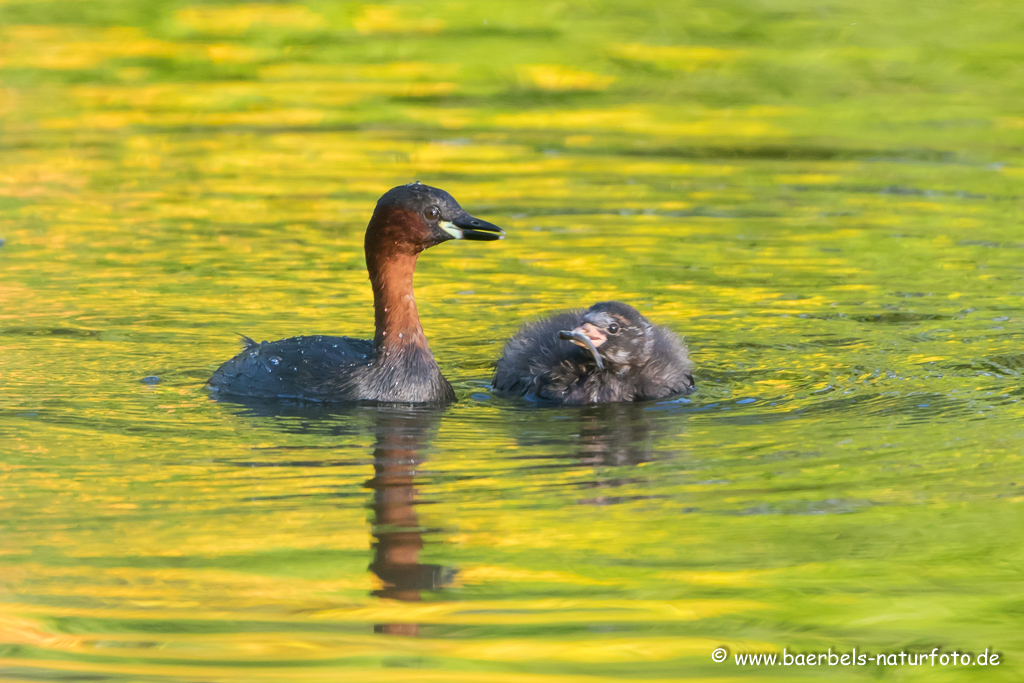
[365,407,454,635]
[509,401,690,506]
[211,398,454,637]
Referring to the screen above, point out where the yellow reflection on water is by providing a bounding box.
[1,1,1024,682]
[175,4,328,35]
[609,43,743,71]
[517,65,616,91]
[353,5,446,35]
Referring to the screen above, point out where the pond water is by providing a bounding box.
[2,1,1024,681]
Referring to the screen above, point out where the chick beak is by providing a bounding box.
[439,211,505,241]
[558,323,607,371]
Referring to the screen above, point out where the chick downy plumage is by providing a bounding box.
[493,301,694,405]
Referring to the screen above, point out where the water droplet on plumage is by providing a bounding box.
[269,356,281,365]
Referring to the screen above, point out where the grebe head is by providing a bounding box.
[368,183,504,253]
[559,302,652,370]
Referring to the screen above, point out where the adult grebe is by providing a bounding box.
[209,183,504,404]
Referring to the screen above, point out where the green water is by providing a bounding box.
[2,1,1024,681]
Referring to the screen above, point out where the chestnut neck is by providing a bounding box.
[365,239,430,353]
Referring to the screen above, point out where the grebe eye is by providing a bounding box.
[607,323,620,334]
[424,206,440,220]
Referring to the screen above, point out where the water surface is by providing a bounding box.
[2,1,1024,681]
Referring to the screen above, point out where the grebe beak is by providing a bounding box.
[558,329,605,371]
[440,212,505,241]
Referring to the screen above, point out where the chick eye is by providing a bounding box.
[424,206,440,220]
[607,323,621,335]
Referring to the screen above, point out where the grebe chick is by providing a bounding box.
[208,183,504,404]
[492,301,694,405]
